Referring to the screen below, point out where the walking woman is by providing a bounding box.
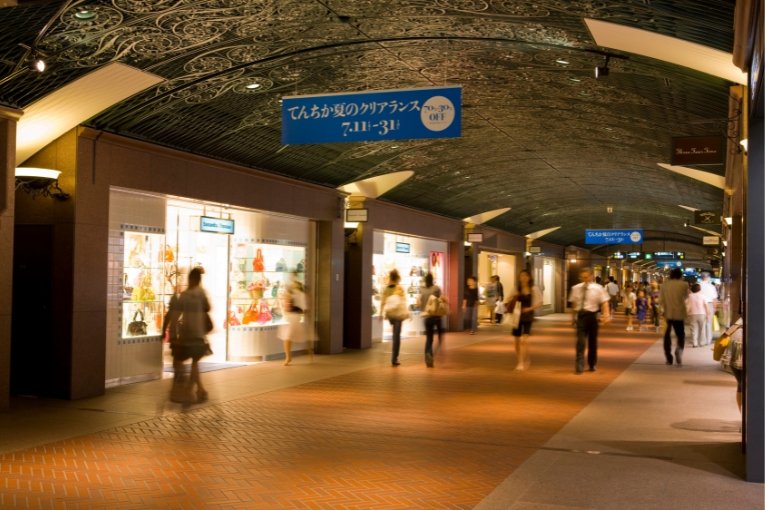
[279,271,307,366]
[505,269,543,370]
[381,269,409,366]
[419,272,446,367]
[164,267,212,403]
[463,276,479,334]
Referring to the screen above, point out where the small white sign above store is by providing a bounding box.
[200,216,235,234]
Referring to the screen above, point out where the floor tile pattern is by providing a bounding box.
[0,319,655,509]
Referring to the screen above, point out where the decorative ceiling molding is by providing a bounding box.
[337,170,414,198]
[656,163,726,190]
[16,62,163,165]
[463,207,511,226]
[585,18,747,84]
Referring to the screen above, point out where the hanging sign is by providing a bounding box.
[528,246,542,254]
[395,242,411,254]
[200,216,235,234]
[694,211,721,225]
[281,86,461,144]
[703,235,720,245]
[670,136,724,165]
[467,232,484,243]
[585,229,643,245]
[345,208,369,222]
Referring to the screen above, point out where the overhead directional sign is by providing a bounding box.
[585,229,643,245]
[282,86,462,144]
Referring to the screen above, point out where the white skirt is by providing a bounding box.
[278,312,304,342]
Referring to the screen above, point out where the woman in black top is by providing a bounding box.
[506,269,542,370]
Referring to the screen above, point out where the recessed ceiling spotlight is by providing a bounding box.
[32,57,45,73]
[74,7,97,20]
[245,83,261,89]
[555,58,570,65]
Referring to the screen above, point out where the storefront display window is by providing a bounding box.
[122,229,167,338]
[228,240,305,328]
[372,231,448,341]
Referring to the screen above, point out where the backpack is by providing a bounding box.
[383,292,409,320]
[425,294,448,317]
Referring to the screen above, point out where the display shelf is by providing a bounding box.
[122,231,168,338]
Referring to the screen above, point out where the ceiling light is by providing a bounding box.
[569,77,582,82]
[722,240,728,247]
[245,83,261,90]
[15,167,70,200]
[74,8,97,20]
[594,55,610,78]
[32,57,45,73]
[740,138,748,153]
[724,216,733,226]
[555,58,570,65]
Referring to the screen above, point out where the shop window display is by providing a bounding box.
[228,239,306,329]
[122,230,167,338]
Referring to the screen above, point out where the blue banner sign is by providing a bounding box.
[200,216,235,235]
[585,229,643,245]
[281,86,462,144]
[656,260,683,268]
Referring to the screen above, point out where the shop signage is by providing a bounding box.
[281,86,462,144]
[656,260,683,268]
[584,229,643,245]
[200,216,235,234]
[652,251,684,259]
[466,232,484,243]
[395,242,411,254]
[694,210,721,225]
[345,208,368,222]
[707,246,722,257]
[611,252,625,259]
[703,235,720,246]
[626,251,642,259]
[670,136,724,165]
[528,246,541,254]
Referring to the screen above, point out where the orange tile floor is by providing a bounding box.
[0,316,656,509]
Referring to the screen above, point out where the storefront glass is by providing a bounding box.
[371,231,448,341]
[107,188,314,386]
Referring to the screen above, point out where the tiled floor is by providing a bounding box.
[0,315,754,509]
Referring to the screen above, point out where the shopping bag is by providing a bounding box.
[503,301,521,329]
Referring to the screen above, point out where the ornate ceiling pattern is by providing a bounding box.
[0,0,737,250]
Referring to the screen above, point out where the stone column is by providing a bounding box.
[0,107,22,410]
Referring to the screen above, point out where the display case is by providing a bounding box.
[372,253,427,339]
[121,231,167,338]
[226,240,306,329]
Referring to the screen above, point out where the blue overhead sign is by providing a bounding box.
[585,229,643,245]
[281,86,461,144]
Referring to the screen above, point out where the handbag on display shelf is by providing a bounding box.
[226,310,241,327]
[127,309,148,336]
[253,248,265,272]
[256,300,273,324]
[242,303,258,324]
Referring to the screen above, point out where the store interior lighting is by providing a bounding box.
[15,167,70,200]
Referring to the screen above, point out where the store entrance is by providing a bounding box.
[371,231,448,342]
[477,251,518,325]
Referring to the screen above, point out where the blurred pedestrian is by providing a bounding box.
[381,269,409,366]
[699,272,718,345]
[506,269,542,370]
[420,273,447,367]
[279,271,307,366]
[686,283,708,348]
[463,276,479,334]
[164,267,212,403]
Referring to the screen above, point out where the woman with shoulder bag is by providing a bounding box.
[419,273,446,368]
[381,269,408,366]
[165,267,213,403]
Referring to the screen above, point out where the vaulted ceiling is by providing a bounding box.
[0,0,736,252]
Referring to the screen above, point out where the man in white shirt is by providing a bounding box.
[605,276,619,313]
[569,268,611,374]
[698,272,718,346]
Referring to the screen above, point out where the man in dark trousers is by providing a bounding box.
[659,268,689,365]
[569,268,610,374]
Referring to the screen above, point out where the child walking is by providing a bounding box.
[635,290,649,331]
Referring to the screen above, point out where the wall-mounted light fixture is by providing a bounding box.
[15,167,70,200]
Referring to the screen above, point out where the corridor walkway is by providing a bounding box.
[0,315,761,509]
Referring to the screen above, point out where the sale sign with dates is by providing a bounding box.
[281,86,461,144]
